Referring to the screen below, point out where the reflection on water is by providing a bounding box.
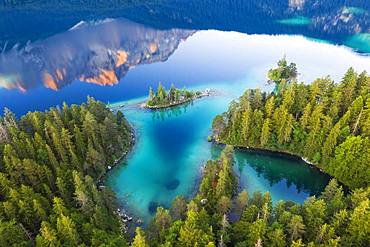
[122,0,369,51]
[0,0,369,95]
[345,33,370,53]
[234,151,331,198]
[2,0,367,51]
[0,1,368,96]
[1,30,369,117]
[151,101,194,121]
[0,18,194,92]
[210,145,331,203]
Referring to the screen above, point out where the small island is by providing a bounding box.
[145,82,211,109]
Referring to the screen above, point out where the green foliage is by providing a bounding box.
[170,196,187,221]
[132,227,149,247]
[213,61,370,189]
[178,208,215,246]
[147,207,172,243]
[0,98,132,245]
[328,136,370,188]
[146,83,197,107]
[267,58,297,94]
[0,220,30,246]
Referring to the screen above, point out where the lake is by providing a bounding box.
[0,0,369,224]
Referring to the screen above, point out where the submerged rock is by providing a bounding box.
[165,179,180,190]
[148,201,159,214]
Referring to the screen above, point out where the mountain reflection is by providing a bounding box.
[1,0,368,54]
[123,0,369,51]
[0,0,368,93]
[0,19,194,92]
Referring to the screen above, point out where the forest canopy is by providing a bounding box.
[0,98,132,246]
[212,60,370,189]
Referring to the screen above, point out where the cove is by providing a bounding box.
[106,83,331,223]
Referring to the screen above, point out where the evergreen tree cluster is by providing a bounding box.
[212,59,370,189]
[0,97,132,246]
[132,146,370,246]
[147,83,197,107]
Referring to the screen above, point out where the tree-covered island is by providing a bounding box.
[145,83,211,109]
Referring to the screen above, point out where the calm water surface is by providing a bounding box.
[0,1,369,223]
[106,86,331,222]
[104,31,369,222]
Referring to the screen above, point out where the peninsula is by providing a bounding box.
[144,82,211,109]
[211,58,370,190]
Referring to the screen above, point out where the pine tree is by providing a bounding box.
[157,82,166,104]
[288,215,305,242]
[132,227,149,247]
[260,118,271,147]
[178,209,214,246]
[340,68,358,112]
[170,196,187,221]
[346,199,370,246]
[235,190,248,217]
[36,221,59,246]
[56,214,79,245]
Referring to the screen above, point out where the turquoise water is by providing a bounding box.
[343,7,367,15]
[277,16,311,26]
[345,33,370,53]
[106,81,331,223]
[106,83,238,221]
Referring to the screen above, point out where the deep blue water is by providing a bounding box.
[0,1,369,223]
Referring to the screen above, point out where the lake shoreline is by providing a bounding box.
[142,89,213,110]
[211,139,331,176]
[97,124,136,181]
[96,119,139,233]
[211,141,352,192]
